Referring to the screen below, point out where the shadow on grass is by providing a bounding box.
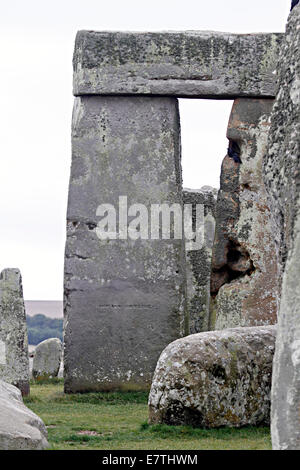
[139,422,270,441]
[53,391,149,405]
[27,378,149,405]
[30,377,64,386]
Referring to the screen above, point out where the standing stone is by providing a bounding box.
[149,326,276,428]
[264,5,300,450]
[210,99,279,330]
[0,380,48,450]
[183,187,217,333]
[64,96,187,392]
[0,269,29,396]
[32,338,62,380]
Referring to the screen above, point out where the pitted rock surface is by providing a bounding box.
[149,326,276,428]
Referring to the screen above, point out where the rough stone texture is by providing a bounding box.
[0,269,30,396]
[29,345,64,379]
[264,8,300,272]
[73,31,283,98]
[210,99,279,330]
[64,96,187,393]
[264,6,300,450]
[32,338,62,380]
[148,325,276,428]
[183,187,217,333]
[0,380,48,450]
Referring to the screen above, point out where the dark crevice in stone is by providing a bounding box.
[87,222,97,230]
[210,239,255,297]
[67,219,97,230]
[210,364,227,381]
[227,140,242,164]
[240,183,251,191]
[65,253,89,260]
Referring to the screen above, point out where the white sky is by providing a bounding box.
[0,0,289,300]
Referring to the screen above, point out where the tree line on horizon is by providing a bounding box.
[26,314,63,345]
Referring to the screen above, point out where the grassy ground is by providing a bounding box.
[24,380,272,450]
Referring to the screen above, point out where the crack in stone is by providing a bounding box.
[210,240,256,298]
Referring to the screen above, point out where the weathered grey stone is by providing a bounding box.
[0,269,30,396]
[264,6,300,450]
[64,96,187,392]
[32,338,62,380]
[148,325,276,428]
[183,187,217,333]
[73,31,283,98]
[210,99,279,329]
[0,380,48,450]
[264,9,300,273]
[29,345,64,379]
[58,359,64,378]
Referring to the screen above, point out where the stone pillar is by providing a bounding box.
[64,96,187,392]
[183,187,217,333]
[210,98,279,330]
[264,6,300,450]
[0,269,30,396]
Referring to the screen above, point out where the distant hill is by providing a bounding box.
[25,300,63,318]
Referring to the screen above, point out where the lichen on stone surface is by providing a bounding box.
[148,326,276,428]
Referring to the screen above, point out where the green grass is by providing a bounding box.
[24,381,272,450]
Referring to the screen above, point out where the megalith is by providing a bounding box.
[149,325,276,428]
[65,27,285,393]
[183,187,217,333]
[210,98,279,329]
[64,96,187,392]
[73,31,283,98]
[264,5,300,450]
[0,269,29,396]
[0,380,48,450]
[32,338,62,380]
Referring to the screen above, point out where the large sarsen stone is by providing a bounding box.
[149,326,276,428]
[0,380,48,450]
[64,96,187,392]
[264,5,300,450]
[210,99,279,329]
[73,31,283,98]
[0,269,29,396]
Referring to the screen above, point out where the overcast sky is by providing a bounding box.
[0,0,289,300]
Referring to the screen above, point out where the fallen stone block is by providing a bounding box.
[0,380,48,450]
[148,325,276,428]
[32,338,62,380]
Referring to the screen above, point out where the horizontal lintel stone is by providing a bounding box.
[73,30,284,98]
